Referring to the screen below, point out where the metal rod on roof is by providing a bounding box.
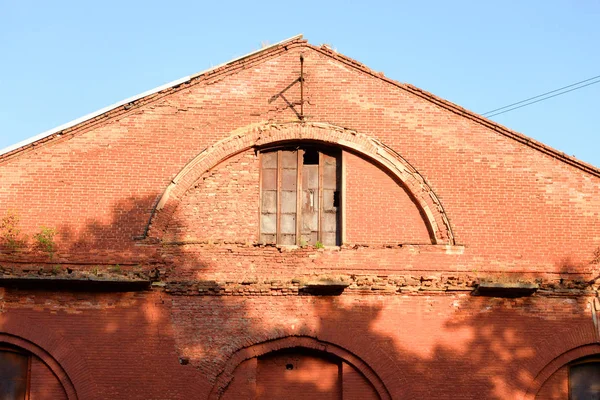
[300,54,304,121]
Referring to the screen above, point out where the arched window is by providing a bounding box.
[0,345,30,399]
[0,341,71,400]
[260,146,341,246]
[570,359,600,399]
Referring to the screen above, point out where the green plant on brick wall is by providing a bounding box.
[110,264,122,273]
[315,241,325,249]
[0,210,27,250]
[593,247,600,265]
[34,226,57,258]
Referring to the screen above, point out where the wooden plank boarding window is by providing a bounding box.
[260,146,341,246]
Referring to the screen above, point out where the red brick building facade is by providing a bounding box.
[0,35,599,399]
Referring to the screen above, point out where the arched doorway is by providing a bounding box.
[222,348,381,400]
[212,337,391,400]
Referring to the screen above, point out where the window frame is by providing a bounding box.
[568,357,600,400]
[258,145,343,247]
[0,345,32,400]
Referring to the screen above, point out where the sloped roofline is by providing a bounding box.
[308,45,600,178]
[1,34,599,178]
[0,34,303,157]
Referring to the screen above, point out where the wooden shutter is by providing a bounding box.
[260,151,278,244]
[321,152,339,246]
[301,149,320,246]
[279,150,298,245]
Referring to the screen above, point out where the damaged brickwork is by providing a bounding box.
[162,273,600,297]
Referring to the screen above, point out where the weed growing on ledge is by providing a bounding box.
[0,210,27,250]
[110,264,122,273]
[315,241,325,249]
[593,247,600,264]
[34,226,57,258]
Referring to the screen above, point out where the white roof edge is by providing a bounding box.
[190,34,303,79]
[0,76,190,156]
[0,34,304,157]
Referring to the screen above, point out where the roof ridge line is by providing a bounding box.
[0,34,304,158]
[3,37,598,178]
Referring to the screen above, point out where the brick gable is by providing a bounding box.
[0,37,598,399]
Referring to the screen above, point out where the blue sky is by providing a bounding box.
[1,1,598,167]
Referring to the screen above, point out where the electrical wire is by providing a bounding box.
[482,74,600,118]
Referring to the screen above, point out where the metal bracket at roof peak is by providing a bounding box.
[268,54,306,121]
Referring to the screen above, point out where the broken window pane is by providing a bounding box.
[303,148,319,165]
[323,189,336,212]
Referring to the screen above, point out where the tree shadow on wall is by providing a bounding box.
[0,196,217,399]
[205,291,593,400]
[1,195,597,399]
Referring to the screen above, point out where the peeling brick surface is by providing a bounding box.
[0,38,599,399]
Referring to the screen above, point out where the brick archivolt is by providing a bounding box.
[525,343,600,399]
[148,121,454,245]
[209,336,392,400]
[0,322,83,399]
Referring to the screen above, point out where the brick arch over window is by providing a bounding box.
[148,122,455,245]
[525,343,600,400]
[208,336,392,400]
[0,333,79,400]
[0,314,96,400]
